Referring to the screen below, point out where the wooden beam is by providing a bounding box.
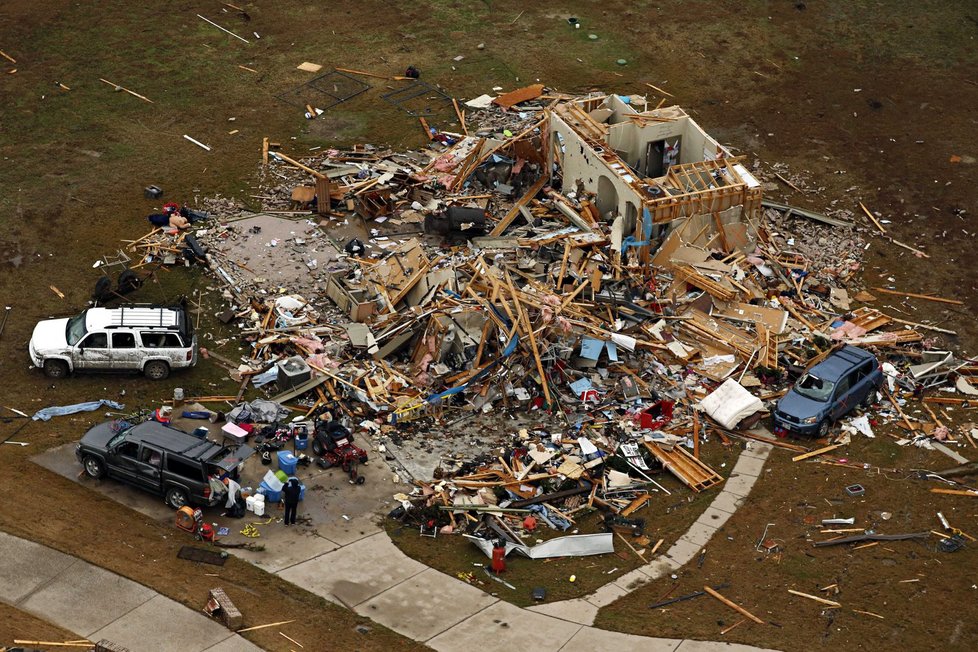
[858,201,887,233]
[703,586,765,624]
[792,444,843,463]
[788,589,841,608]
[490,176,548,236]
[871,287,963,306]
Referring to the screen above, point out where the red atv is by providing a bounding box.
[312,420,368,484]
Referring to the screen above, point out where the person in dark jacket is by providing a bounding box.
[282,477,302,526]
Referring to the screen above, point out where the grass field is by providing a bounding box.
[2,1,978,650]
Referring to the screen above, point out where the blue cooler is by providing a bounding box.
[295,433,309,450]
[277,451,298,475]
[259,480,281,503]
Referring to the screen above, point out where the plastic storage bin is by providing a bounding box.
[277,451,298,475]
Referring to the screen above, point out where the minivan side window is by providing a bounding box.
[166,456,204,481]
[81,333,108,348]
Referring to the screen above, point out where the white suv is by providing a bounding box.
[29,305,197,380]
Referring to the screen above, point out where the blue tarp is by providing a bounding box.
[32,400,125,422]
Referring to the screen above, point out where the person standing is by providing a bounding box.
[282,477,302,526]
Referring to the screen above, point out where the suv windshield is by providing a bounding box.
[106,425,134,449]
[794,373,835,402]
[66,312,88,345]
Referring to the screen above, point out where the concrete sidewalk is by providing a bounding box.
[276,441,779,652]
[0,531,262,652]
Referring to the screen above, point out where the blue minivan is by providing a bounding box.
[773,345,884,437]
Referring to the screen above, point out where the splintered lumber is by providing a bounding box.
[452,98,468,135]
[930,488,978,497]
[858,202,887,233]
[99,77,154,103]
[642,441,722,492]
[237,619,296,633]
[493,83,545,109]
[871,287,963,306]
[620,493,652,516]
[813,532,929,547]
[490,175,548,236]
[335,67,392,80]
[675,265,737,302]
[703,586,765,624]
[788,589,841,608]
[792,444,843,462]
[644,82,674,98]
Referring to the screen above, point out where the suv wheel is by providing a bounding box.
[43,359,69,379]
[816,420,830,438]
[861,390,877,408]
[165,487,189,509]
[83,456,105,479]
[144,360,170,380]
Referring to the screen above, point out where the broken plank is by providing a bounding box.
[791,443,843,463]
[703,586,765,624]
[871,287,963,306]
[788,589,841,608]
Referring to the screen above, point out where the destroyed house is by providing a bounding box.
[548,94,763,262]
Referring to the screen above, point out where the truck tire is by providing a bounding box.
[43,359,69,379]
[83,456,105,479]
[165,487,189,509]
[144,360,170,380]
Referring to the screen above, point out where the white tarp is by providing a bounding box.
[697,378,764,429]
[466,533,614,559]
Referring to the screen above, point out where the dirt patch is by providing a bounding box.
[0,602,82,648]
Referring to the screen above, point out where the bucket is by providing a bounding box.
[295,433,309,450]
[276,452,297,476]
[173,387,184,402]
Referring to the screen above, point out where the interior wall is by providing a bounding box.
[551,114,643,221]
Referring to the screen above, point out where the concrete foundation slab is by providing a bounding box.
[356,567,497,640]
[427,601,581,652]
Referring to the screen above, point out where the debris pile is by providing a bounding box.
[116,87,977,554]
